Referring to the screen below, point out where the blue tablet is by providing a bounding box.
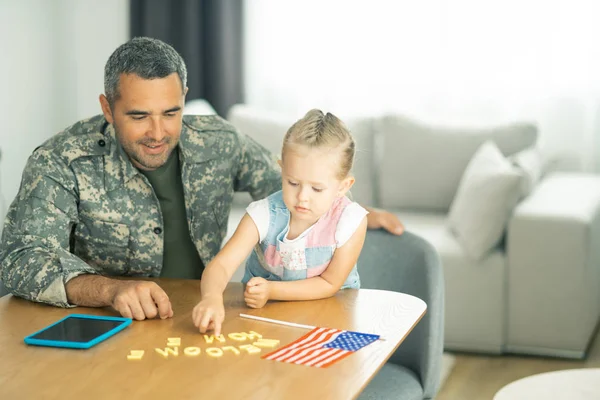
[24,314,132,349]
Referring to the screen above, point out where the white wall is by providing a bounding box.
[0,0,129,228]
[244,1,600,173]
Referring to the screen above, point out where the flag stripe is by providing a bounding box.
[289,346,337,364]
[276,332,341,362]
[264,327,330,359]
[264,330,324,360]
[305,348,347,366]
[294,348,339,365]
[265,328,341,360]
[315,350,353,368]
[267,333,333,361]
[296,347,335,364]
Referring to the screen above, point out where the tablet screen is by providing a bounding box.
[29,316,126,343]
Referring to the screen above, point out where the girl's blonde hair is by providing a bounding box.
[282,109,355,180]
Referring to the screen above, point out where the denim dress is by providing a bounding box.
[242,191,360,289]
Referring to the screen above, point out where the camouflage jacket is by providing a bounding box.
[0,114,281,307]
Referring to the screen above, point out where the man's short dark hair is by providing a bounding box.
[104,37,187,105]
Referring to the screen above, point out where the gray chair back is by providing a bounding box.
[358,230,445,399]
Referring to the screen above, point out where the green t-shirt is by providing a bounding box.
[140,149,204,279]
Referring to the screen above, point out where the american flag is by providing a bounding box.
[262,327,380,368]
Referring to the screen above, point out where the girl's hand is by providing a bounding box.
[244,277,271,308]
[192,295,225,336]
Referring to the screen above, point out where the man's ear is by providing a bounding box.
[277,159,283,169]
[99,94,114,124]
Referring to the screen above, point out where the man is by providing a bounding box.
[0,37,403,321]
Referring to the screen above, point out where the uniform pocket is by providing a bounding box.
[73,218,131,275]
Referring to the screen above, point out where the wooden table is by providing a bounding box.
[0,279,426,400]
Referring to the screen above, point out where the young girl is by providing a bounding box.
[192,109,368,335]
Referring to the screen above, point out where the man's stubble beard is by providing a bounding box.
[113,123,179,171]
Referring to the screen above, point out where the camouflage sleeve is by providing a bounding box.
[0,149,97,307]
[233,131,282,200]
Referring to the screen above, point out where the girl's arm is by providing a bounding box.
[200,213,259,299]
[193,213,259,334]
[263,216,368,301]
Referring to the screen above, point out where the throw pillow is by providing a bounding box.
[448,141,524,260]
[509,146,543,198]
[375,113,537,211]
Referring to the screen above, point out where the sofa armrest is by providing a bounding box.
[506,173,600,358]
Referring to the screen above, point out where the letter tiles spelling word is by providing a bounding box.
[126,331,280,361]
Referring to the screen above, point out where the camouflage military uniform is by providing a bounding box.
[0,115,281,307]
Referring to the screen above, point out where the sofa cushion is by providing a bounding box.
[376,113,537,211]
[392,210,506,352]
[227,104,376,206]
[510,146,543,198]
[227,104,290,156]
[184,98,217,115]
[448,141,523,260]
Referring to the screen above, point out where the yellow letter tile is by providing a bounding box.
[206,347,224,358]
[126,350,145,360]
[155,347,179,358]
[239,344,261,355]
[204,334,226,344]
[246,331,263,340]
[222,346,241,355]
[228,332,248,341]
[253,338,280,348]
[183,347,201,356]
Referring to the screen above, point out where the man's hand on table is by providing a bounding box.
[65,275,173,320]
[365,207,405,235]
[110,280,174,320]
